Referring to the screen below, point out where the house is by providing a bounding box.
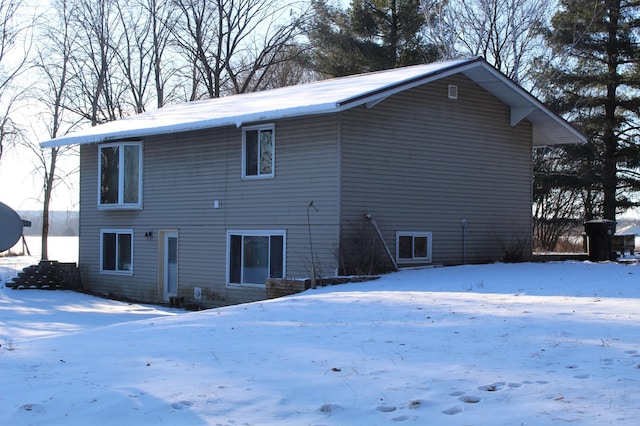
[40,57,585,307]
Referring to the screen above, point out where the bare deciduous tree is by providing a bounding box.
[112,0,180,112]
[66,0,124,124]
[26,0,80,259]
[145,0,181,108]
[422,0,551,85]
[0,0,29,162]
[171,0,229,99]
[171,0,308,99]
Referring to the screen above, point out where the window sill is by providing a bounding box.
[241,175,274,180]
[100,270,134,276]
[226,282,266,289]
[98,205,143,211]
[397,259,433,265]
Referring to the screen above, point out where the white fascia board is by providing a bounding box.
[230,102,341,128]
[40,101,342,148]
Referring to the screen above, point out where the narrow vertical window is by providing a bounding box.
[245,131,259,176]
[230,234,243,284]
[123,144,140,204]
[269,235,284,278]
[259,129,273,175]
[100,146,119,205]
[243,125,274,178]
[102,232,117,271]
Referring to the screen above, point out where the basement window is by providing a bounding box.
[396,232,432,263]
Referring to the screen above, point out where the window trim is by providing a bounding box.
[226,230,286,287]
[98,141,143,210]
[396,231,432,264]
[242,123,275,179]
[100,229,134,275]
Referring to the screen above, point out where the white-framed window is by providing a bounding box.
[396,231,432,263]
[99,141,143,209]
[100,229,134,274]
[227,230,285,286]
[242,124,275,178]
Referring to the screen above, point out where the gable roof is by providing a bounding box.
[40,57,585,148]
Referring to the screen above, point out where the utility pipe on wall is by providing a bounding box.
[462,219,467,264]
[365,214,399,271]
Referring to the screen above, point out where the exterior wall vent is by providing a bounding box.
[448,84,458,100]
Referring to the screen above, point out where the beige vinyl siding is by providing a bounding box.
[78,72,537,303]
[79,115,341,306]
[339,75,533,267]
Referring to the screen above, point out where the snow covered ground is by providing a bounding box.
[1,257,639,425]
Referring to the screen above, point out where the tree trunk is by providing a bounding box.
[603,3,619,220]
[41,147,58,261]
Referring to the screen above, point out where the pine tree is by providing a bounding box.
[542,0,640,220]
[303,0,439,77]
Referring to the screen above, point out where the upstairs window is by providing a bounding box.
[99,142,142,208]
[242,124,274,178]
[396,231,432,263]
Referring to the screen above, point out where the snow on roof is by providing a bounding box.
[40,57,586,148]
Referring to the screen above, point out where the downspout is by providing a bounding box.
[307,201,319,288]
[462,219,467,264]
[365,214,399,271]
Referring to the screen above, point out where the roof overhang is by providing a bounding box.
[336,59,586,147]
[461,63,587,147]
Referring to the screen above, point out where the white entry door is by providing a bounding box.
[163,232,178,301]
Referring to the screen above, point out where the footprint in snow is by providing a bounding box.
[21,403,45,413]
[377,405,397,413]
[392,414,411,421]
[478,381,506,392]
[171,400,193,410]
[459,395,481,403]
[442,406,463,415]
[319,403,341,413]
[408,399,425,409]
